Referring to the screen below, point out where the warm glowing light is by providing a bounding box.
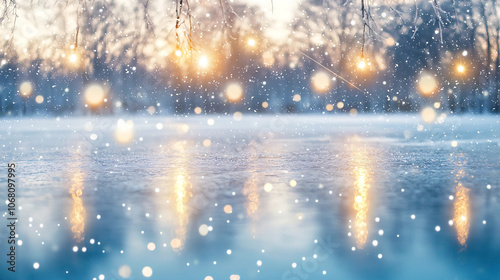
[69,53,78,64]
[247,38,256,47]
[35,95,44,104]
[293,94,301,102]
[224,204,233,214]
[357,60,366,70]
[142,266,153,278]
[337,102,345,109]
[417,72,438,96]
[114,119,135,144]
[70,167,85,242]
[194,106,202,114]
[326,104,334,111]
[19,81,33,97]
[226,83,244,102]
[262,52,275,67]
[264,183,273,192]
[421,107,436,123]
[457,64,465,74]
[198,56,209,68]
[175,49,182,57]
[84,84,106,107]
[453,183,470,246]
[311,71,332,93]
[352,151,371,249]
[203,139,211,147]
[262,101,269,108]
[233,111,243,121]
[289,180,297,187]
[147,106,156,115]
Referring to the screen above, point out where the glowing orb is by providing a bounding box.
[203,139,211,147]
[247,38,256,47]
[19,81,33,97]
[264,183,273,192]
[199,224,209,236]
[262,101,269,108]
[199,56,209,68]
[224,204,233,214]
[357,60,366,70]
[147,242,156,251]
[35,95,44,104]
[175,49,182,57]
[311,71,332,93]
[114,119,134,144]
[293,94,301,102]
[142,266,153,278]
[194,107,202,114]
[226,83,244,102]
[337,102,345,109]
[233,111,243,121]
[118,265,132,278]
[205,277,214,280]
[69,53,78,64]
[326,104,334,111]
[84,84,106,107]
[421,107,436,123]
[417,72,438,96]
[457,64,465,73]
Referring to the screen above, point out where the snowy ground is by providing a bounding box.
[0,114,499,279]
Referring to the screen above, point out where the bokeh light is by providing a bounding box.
[84,84,106,108]
[142,266,153,278]
[226,83,244,102]
[19,81,33,97]
[114,119,134,144]
[417,72,438,97]
[35,95,44,104]
[421,107,436,123]
[311,71,332,93]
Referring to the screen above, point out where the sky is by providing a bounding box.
[240,0,299,42]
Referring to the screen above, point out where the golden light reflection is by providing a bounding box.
[351,148,372,249]
[453,183,470,246]
[169,141,192,252]
[69,164,85,242]
[84,84,106,108]
[242,144,260,218]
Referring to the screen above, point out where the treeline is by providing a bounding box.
[0,0,499,116]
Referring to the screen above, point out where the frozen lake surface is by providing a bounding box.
[0,114,499,279]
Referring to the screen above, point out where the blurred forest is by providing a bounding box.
[1,0,500,116]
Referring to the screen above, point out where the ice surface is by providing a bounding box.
[0,115,499,279]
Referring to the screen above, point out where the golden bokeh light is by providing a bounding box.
[84,84,106,108]
[224,204,233,214]
[311,71,332,93]
[247,38,256,47]
[417,72,438,97]
[19,81,33,97]
[457,64,465,74]
[357,60,366,70]
[118,265,132,279]
[142,266,153,278]
[175,49,182,57]
[421,107,436,123]
[293,94,301,102]
[226,83,244,102]
[198,55,209,68]
[337,101,345,109]
[264,183,273,192]
[69,53,79,64]
[114,119,135,144]
[262,52,275,67]
[35,95,44,104]
[262,101,269,108]
[326,104,334,111]
[194,106,202,114]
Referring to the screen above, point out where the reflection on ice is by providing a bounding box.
[453,183,470,246]
[169,141,192,252]
[351,147,372,249]
[69,161,86,243]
